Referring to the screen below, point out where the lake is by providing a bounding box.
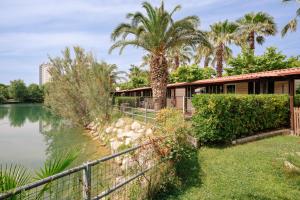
[0,104,109,170]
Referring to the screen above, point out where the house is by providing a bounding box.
[116,68,300,107]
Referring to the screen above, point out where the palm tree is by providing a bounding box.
[168,45,194,71]
[282,0,300,36]
[109,1,207,110]
[209,20,238,77]
[236,12,277,51]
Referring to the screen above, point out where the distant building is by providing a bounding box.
[39,63,52,85]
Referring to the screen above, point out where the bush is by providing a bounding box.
[294,94,300,107]
[192,94,289,143]
[114,96,140,107]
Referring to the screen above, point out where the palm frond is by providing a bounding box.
[281,18,298,36]
[34,151,78,180]
[0,164,31,193]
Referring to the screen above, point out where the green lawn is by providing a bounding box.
[164,136,300,200]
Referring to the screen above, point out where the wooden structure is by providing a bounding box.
[115,68,300,134]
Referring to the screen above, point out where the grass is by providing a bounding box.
[162,135,300,200]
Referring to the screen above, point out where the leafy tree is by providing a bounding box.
[226,47,300,75]
[0,84,9,100]
[282,0,300,36]
[8,80,27,102]
[110,1,208,110]
[236,12,277,51]
[26,84,44,103]
[209,20,238,77]
[170,65,216,83]
[45,47,117,126]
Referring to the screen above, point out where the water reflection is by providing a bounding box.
[0,104,108,169]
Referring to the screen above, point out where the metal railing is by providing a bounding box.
[114,105,157,124]
[0,141,162,200]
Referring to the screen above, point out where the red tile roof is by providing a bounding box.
[116,67,300,93]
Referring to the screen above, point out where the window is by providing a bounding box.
[226,84,236,94]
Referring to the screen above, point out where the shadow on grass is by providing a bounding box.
[152,148,203,200]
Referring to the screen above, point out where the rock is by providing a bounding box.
[117,128,123,136]
[131,121,141,130]
[124,125,131,132]
[137,128,145,134]
[125,138,132,145]
[284,161,300,172]
[93,136,99,141]
[110,140,123,152]
[105,127,113,134]
[145,128,153,136]
[115,119,125,128]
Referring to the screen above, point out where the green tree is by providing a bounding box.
[8,80,27,102]
[26,84,44,103]
[226,47,300,75]
[45,47,117,126]
[170,65,216,83]
[282,0,300,36]
[209,20,238,77]
[110,1,208,110]
[236,12,277,51]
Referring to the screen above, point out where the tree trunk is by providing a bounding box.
[204,56,210,68]
[174,55,180,70]
[249,31,255,50]
[150,54,168,110]
[216,43,223,77]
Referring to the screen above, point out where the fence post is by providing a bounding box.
[145,106,147,124]
[83,163,91,200]
[182,96,185,114]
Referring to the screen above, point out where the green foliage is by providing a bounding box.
[45,47,117,126]
[114,96,139,107]
[26,84,44,103]
[8,80,27,102]
[35,151,78,180]
[169,65,216,83]
[0,84,9,103]
[226,47,300,75]
[294,94,300,107]
[192,94,289,143]
[118,65,149,90]
[0,165,31,193]
[152,108,198,198]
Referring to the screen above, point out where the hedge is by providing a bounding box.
[114,96,140,107]
[192,94,289,144]
[294,94,300,107]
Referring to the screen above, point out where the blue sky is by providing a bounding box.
[0,0,299,84]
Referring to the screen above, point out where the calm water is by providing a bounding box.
[0,104,109,170]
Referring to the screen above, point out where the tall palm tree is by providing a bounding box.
[168,45,194,71]
[282,0,300,36]
[236,12,277,51]
[109,1,207,110]
[209,20,238,77]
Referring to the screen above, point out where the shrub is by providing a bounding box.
[294,94,300,107]
[114,96,140,107]
[192,94,289,143]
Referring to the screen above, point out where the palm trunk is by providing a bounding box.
[249,31,255,50]
[216,43,223,77]
[174,55,180,70]
[204,56,210,68]
[150,54,168,110]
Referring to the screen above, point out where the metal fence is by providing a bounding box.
[113,105,157,124]
[114,96,195,116]
[0,141,162,200]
